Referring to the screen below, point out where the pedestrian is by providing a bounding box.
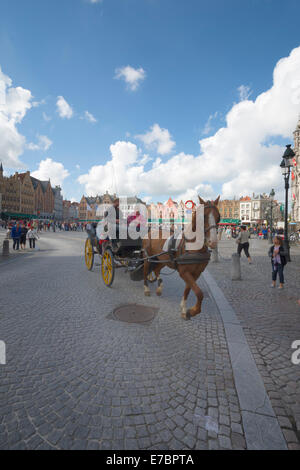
[11,223,22,250]
[27,226,39,249]
[236,225,252,264]
[20,223,28,250]
[269,236,287,289]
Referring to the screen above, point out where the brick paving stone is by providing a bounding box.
[231,432,247,450]
[208,439,220,450]
[219,435,232,449]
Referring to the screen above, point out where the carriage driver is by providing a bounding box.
[102,198,124,248]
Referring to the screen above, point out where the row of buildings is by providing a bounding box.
[78,194,190,222]
[0,164,63,220]
[218,194,283,226]
[71,192,285,226]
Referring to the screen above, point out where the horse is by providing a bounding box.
[142,196,220,320]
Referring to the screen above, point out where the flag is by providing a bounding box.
[86,203,92,212]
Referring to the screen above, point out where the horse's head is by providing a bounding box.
[196,196,220,249]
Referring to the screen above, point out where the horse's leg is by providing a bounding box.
[155,266,163,296]
[143,260,151,296]
[179,271,203,320]
[180,285,191,315]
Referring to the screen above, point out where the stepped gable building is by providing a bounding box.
[291,118,300,223]
[0,166,35,216]
[78,192,147,221]
[63,200,79,221]
[79,192,116,221]
[0,163,63,220]
[147,197,189,222]
[218,199,240,221]
[30,178,55,219]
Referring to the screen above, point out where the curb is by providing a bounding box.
[202,269,288,450]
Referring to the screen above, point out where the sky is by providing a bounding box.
[1,0,300,204]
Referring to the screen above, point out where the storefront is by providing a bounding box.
[1,211,38,220]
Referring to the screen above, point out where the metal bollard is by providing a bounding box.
[2,239,9,257]
[231,253,241,280]
[211,246,219,263]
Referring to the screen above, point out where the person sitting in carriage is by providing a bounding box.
[127,209,146,232]
[97,198,124,254]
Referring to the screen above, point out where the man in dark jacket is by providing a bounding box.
[11,223,22,250]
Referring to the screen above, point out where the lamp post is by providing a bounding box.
[268,188,275,244]
[280,144,295,262]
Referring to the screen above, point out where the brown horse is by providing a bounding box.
[142,196,220,320]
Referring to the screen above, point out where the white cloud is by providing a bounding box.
[115,65,146,91]
[82,110,97,123]
[56,96,73,119]
[78,46,300,201]
[136,123,175,155]
[27,135,53,152]
[0,66,33,168]
[32,98,46,108]
[202,112,219,136]
[42,112,52,122]
[238,84,252,101]
[31,158,70,187]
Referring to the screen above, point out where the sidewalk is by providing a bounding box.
[207,237,300,449]
[0,229,36,265]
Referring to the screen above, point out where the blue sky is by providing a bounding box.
[1,0,300,203]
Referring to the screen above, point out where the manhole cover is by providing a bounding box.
[112,304,158,324]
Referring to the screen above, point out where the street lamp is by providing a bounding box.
[280,144,295,261]
[268,188,275,244]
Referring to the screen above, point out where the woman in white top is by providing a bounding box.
[27,227,39,249]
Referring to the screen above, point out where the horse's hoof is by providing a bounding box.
[181,311,191,321]
[144,291,150,297]
[156,291,162,297]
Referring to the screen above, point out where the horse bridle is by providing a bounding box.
[203,202,220,235]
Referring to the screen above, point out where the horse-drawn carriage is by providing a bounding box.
[84,222,151,287]
[84,197,221,320]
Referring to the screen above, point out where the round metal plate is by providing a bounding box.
[112,304,158,324]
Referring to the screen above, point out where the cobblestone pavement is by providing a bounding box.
[207,237,300,450]
[0,232,248,450]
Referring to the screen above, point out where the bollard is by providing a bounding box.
[2,239,9,257]
[231,253,241,280]
[211,246,219,263]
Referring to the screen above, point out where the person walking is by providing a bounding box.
[27,226,39,249]
[269,236,287,289]
[20,223,28,250]
[236,225,252,264]
[11,223,22,250]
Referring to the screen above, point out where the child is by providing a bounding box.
[269,236,287,289]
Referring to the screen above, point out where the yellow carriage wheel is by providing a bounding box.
[84,238,94,271]
[101,247,115,287]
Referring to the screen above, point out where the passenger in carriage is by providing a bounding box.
[127,210,146,232]
[101,199,124,249]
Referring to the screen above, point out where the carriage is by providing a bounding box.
[84,222,155,287]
